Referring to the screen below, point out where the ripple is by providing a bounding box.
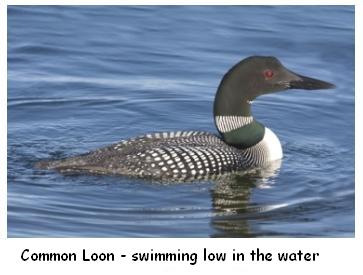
[8,72,204,90]
[8,5,354,237]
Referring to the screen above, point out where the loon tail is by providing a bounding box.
[34,155,129,175]
[34,156,88,170]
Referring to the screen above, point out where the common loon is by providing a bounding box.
[36,56,335,181]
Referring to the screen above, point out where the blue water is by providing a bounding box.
[8,6,354,237]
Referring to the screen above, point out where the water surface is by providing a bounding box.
[8,6,354,237]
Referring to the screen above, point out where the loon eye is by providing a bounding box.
[263,69,274,79]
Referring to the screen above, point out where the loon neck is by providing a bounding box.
[215,116,265,149]
[213,68,265,149]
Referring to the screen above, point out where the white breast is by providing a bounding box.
[263,127,283,161]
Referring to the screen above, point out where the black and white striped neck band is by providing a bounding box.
[215,115,253,133]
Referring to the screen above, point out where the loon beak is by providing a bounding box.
[288,73,336,90]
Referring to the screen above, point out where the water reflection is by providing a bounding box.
[210,160,282,237]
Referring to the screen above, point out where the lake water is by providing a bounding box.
[7,6,354,237]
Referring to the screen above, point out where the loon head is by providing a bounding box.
[213,56,336,149]
[214,56,335,116]
[244,56,335,98]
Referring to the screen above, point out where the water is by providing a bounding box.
[7,6,354,237]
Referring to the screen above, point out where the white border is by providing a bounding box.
[355,1,361,240]
[3,0,358,4]
[1,1,361,274]
[1,1,7,240]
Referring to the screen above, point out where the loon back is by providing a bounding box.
[36,129,281,181]
[36,56,335,181]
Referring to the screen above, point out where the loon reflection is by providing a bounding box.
[210,160,282,237]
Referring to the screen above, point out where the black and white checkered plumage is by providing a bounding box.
[37,130,273,181]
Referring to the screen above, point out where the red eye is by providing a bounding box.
[263,69,274,79]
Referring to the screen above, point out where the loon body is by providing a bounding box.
[36,56,335,181]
